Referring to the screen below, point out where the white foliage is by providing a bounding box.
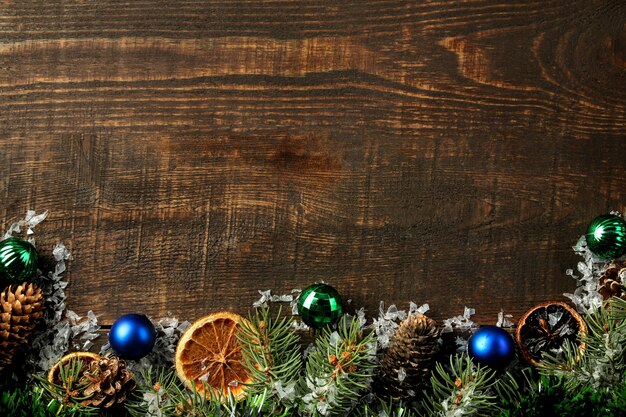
[496,310,515,328]
[19,237,74,374]
[252,288,300,309]
[140,383,169,417]
[274,379,297,403]
[441,307,476,334]
[563,235,613,313]
[366,301,428,350]
[397,367,406,383]
[368,302,406,350]
[409,302,430,316]
[2,210,48,240]
[67,310,101,351]
[440,307,477,353]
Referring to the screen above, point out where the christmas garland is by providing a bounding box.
[1,210,626,417]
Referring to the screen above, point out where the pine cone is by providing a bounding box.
[0,282,44,367]
[80,356,135,408]
[375,313,440,401]
[599,260,626,301]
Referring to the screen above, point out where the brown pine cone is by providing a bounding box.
[599,260,626,302]
[375,313,440,401]
[0,282,44,367]
[80,356,136,408]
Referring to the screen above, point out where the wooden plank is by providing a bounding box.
[0,0,625,326]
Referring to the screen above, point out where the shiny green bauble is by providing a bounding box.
[586,214,626,260]
[297,283,344,329]
[0,237,39,283]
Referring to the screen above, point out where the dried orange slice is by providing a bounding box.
[175,311,251,400]
[47,351,100,384]
[516,301,587,367]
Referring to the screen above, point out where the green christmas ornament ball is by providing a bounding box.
[297,283,343,329]
[0,237,39,284]
[586,214,626,260]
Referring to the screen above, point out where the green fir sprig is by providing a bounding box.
[540,297,626,391]
[238,306,301,414]
[420,354,516,417]
[0,386,53,417]
[125,366,292,417]
[126,367,180,417]
[496,372,626,417]
[300,316,377,417]
[13,298,626,416]
[350,398,416,417]
[34,357,99,417]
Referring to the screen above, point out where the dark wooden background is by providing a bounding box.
[1,1,625,329]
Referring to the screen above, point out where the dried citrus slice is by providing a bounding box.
[516,301,587,367]
[47,351,100,384]
[175,311,251,400]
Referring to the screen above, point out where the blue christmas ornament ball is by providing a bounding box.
[109,314,157,360]
[468,325,516,370]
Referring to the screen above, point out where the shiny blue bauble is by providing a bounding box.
[109,314,157,360]
[468,325,515,370]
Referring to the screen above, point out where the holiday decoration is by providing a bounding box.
[422,354,509,417]
[376,313,440,400]
[467,325,515,369]
[47,351,100,383]
[109,314,157,360]
[43,352,134,412]
[516,302,587,367]
[296,283,343,329]
[0,237,38,284]
[301,316,377,416]
[3,209,626,417]
[0,282,44,367]
[81,355,135,407]
[238,306,301,414]
[598,260,626,301]
[175,311,252,400]
[586,214,626,260]
[539,297,626,393]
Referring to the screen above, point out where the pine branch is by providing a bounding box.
[608,295,626,321]
[540,297,626,391]
[34,357,99,417]
[496,372,571,417]
[0,386,52,417]
[126,366,285,417]
[350,398,416,417]
[168,381,216,417]
[420,354,511,417]
[299,316,377,416]
[238,306,301,413]
[126,366,218,417]
[126,367,181,417]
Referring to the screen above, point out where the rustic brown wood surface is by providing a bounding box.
[1,1,625,328]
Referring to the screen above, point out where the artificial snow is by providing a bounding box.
[3,212,76,378]
[366,302,429,350]
[441,307,476,334]
[496,310,515,328]
[563,235,610,313]
[397,367,406,383]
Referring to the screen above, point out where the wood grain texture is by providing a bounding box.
[1,0,625,326]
